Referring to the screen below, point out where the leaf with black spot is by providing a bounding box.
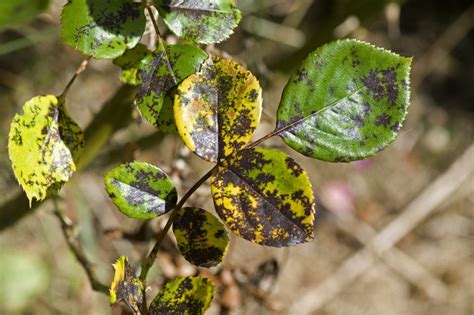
[104,161,177,219]
[8,95,84,205]
[149,276,215,315]
[173,207,229,267]
[276,39,412,162]
[154,0,241,44]
[0,0,49,30]
[175,56,262,163]
[113,43,151,86]
[135,43,208,133]
[211,147,315,247]
[61,0,146,59]
[110,256,144,314]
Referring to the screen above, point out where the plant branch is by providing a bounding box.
[145,5,162,38]
[139,165,217,281]
[247,129,280,148]
[52,197,109,294]
[59,56,92,101]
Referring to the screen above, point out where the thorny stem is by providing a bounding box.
[59,56,92,102]
[52,197,109,294]
[139,165,218,282]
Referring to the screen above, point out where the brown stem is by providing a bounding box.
[145,6,162,38]
[52,197,109,294]
[59,56,92,101]
[139,165,217,282]
[247,128,280,148]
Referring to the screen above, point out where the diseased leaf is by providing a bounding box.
[8,95,84,205]
[110,256,143,314]
[0,0,49,30]
[136,43,208,133]
[173,207,229,267]
[149,276,215,315]
[104,161,177,219]
[175,56,262,163]
[61,0,146,59]
[211,147,315,247]
[113,43,151,86]
[155,0,241,44]
[277,39,412,162]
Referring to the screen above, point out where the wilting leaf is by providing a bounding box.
[211,147,315,247]
[277,39,412,162]
[173,207,229,267]
[175,56,262,163]
[110,256,143,314]
[136,43,208,132]
[149,276,215,315]
[155,0,241,44]
[0,0,49,30]
[61,0,146,59]
[8,95,84,205]
[113,43,151,86]
[104,161,177,219]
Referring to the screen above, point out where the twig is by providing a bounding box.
[145,6,161,38]
[52,197,109,294]
[139,166,218,281]
[59,56,92,101]
[291,143,474,314]
[242,16,306,48]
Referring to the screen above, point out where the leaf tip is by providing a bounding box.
[110,256,127,305]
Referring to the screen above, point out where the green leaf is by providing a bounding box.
[60,0,146,59]
[136,43,208,133]
[211,147,315,247]
[113,43,151,86]
[173,207,229,267]
[8,95,84,205]
[155,0,241,44]
[175,56,262,163]
[104,161,177,219]
[0,0,49,30]
[149,276,215,315]
[276,39,412,162]
[110,256,143,314]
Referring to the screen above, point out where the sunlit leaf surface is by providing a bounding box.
[8,95,84,205]
[277,39,412,162]
[104,161,177,219]
[211,147,315,247]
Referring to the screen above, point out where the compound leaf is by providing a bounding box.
[136,43,208,133]
[110,256,143,314]
[61,0,146,59]
[0,0,49,30]
[155,0,241,44]
[104,161,177,219]
[149,276,215,315]
[8,95,84,205]
[277,39,412,162]
[173,207,229,268]
[211,147,315,247]
[175,56,262,163]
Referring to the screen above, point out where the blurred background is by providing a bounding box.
[0,0,473,314]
